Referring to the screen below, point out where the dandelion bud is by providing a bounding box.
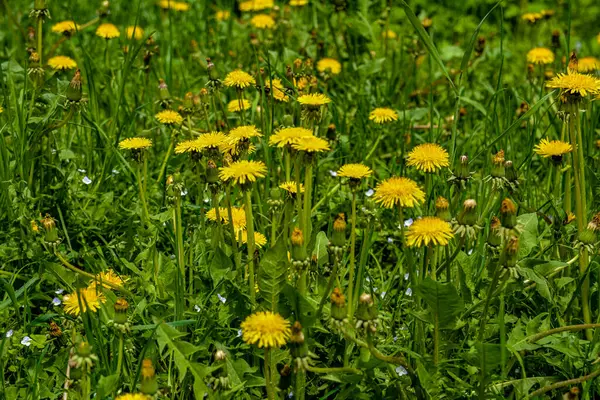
[183,92,194,110]
[291,228,307,261]
[49,321,62,338]
[166,175,174,186]
[491,150,505,178]
[587,212,600,232]
[41,214,59,243]
[356,293,377,319]
[331,213,347,247]
[34,0,47,10]
[141,358,158,395]
[326,124,336,141]
[500,236,519,268]
[551,30,561,49]
[281,114,293,126]
[113,298,129,325]
[207,58,219,81]
[158,79,170,102]
[330,288,347,321]
[505,160,518,183]
[578,228,596,245]
[214,350,227,361]
[457,199,477,226]
[568,51,578,73]
[487,217,502,247]
[453,154,470,181]
[66,69,83,103]
[76,341,93,358]
[564,387,580,400]
[31,220,40,233]
[278,365,292,391]
[206,160,220,184]
[435,197,451,222]
[500,198,517,229]
[475,36,485,57]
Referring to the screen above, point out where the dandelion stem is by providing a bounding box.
[225,188,241,275]
[244,190,256,305]
[116,333,124,377]
[37,16,43,66]
[347,190,357,321]
[137,161,150,225]
[264,348,274,400]
[157,134,175,183]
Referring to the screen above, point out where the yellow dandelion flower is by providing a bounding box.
[578,57,600,73]
[292,136,330,153]
[0,105,3,113]
[382,30,397,39]
[369,107,398,124]
[289,0,308,6]
[175,139,202,154]
[297,93,331,106]
[96,23,120,39]
[207,207,247,231]
[407,143,450,173]
[119,137,152,150]
[126,26,144,40]
[224,70,256,89]
[219,160,267,185]
[194,132,228,151]
[216,10,230,21]
[317,58,342,75]
[239,231,267,248]
[228,99,252,112]
[337,163,373,180]
[62,286,106,316]
[94,270,128,289]
[48,56,77,71]
[270,78,289,102]
[251,14,276,30]
[158,0,190,11]
[534,138,573,158]
[521,12,542,23]
[115,394,150,400]
[269,127,313,147]
[239,0,274,12]
[295,76,312,91]
[526,48,554,65]
[228,125,262,145]
[406,217,454,247]
[597,33,600,45]
[546,72,600,98]
[279,181,305,194]
[155,109,183,125]
[52,20,79,35]
[373,177,425,209]
[241,311,291,348]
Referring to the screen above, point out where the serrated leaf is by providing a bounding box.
[415,277,464,329]
[517,213,538,258]
[210,246,233,284]
[258,237,288,311]
[156,323,201,382]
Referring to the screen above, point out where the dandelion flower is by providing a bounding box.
[382,30,397,39]
[228,99,251,112]
[239,0,274,12]
[521,12,542,23]
[270,78,289,102]
[373,177,425,209]
[93,270,127,289]
[250,14,276,30]
[241,311,291,348]
[126,26,144,40]
[0,106,3,114]
[546,72,600,98]
[115,394,150,400]
[297,93,331,106]
[407,143,450,173]
[175,139,203,154]
[96,23,120,39]
[269,127,313,147]
[155,110,183,125]
[119,137,152,150]
[239,231,267,248]
[220,160,267,185]
[48,56,77,71]
[578,57,600,73]
[216,10,230,21]
[279,181,305,194]
[290,0,308,6]
[207,207,247,231]
[337,163,373,180]
[534,138,573,160]
[406,217,454,247]
[194,132,228,151]
[62,286,106,316]
[228,125,262,145]
[224,70,256,89]
[158,0,190,11]
[527,48,554,65]
[369,107,398,124]
[317,58,342,75]
[52,20,79,35]
[292,136,330,153]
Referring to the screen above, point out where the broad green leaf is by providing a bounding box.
[281,283,318,329]
[210,246,233,284]
[517,213,538,258]
[258,237,288,312]
[415,278,464,329]
[311,231,329,267]
[507,319,541,352]
[96,374,120,399]
[156,323,201,382]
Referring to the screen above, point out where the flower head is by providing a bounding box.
[115,394,150,400]
[527,48,554,65]
[292,136,330,153]
[317,58,342,75]
[216,10,231,21]
[228,99,251,112]
[224,70,256,89]
[175,139,203,154]
[207,207,247,231]
[382,30,397,39]
[220,160,267,185]
[228,125,262,144]
[407,143,450,173]
[119,137,152,150]
[270,78,289,102]
[521,12,543,23]
[96,23,120,39]
[546,72,600,98]
[126,26,144,40]
[63,286,106,316]
[48,56,77,71]
[52,20,79,35]
[373,177,425,208]
[578,57,600,73]
[155,110,183,125]
[194,132,228,151]
[279,181,304,194]
[369,107,398,124]
[406,217,454,247]
[337,163,373,180]
[158,0,190,11]
[250,14,276,29]
[290,0,308,5]
[297,93,331,106]
[239,231,267,248]
[534,138,573,158]
[239,0,274,12]
[241,311,291,348]
[269,127,312,147]
[94,270,127,289]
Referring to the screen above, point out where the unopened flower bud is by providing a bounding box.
[278,365,292,391]
[289,321,308,359]
[578,228,596,245]
[491,150,505,178]
[291,228,307,261]
[113,298,129,325]
[141,358,158,395]
[330,288,347,321]
[487,216,502,247]
[214,350,227,361]
[500,236,519,268]
[355,293,377,322]
[500,198,517,229]
[207,58,219,81]
[435,197,451,222]
[331,213,347,247]
[158,79,170,102]
[281,114,293,127]
[457,199,477,226]
[66,69,83,102]
[505,160,518,183]
[206,160,219,184]
[41,214,59,243]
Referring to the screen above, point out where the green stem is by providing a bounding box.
[477,264,501,342]
[157,134,175,183]
[264,348,274,400]
[116,333,124,377]
[306,365,362,375]
[244,190,256,305]
[137,161,150,224]
[303,162,313,245]
[212,190,222,247]
[173,196,185,321]
[347,190,357,321]
[37,16,43,65]
[225,188,241,274]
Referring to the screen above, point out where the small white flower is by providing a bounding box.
[77,168,86,173]
[194,305,201,312]
[112,169,119,175]
[387,237,394,243]
[217,294,226,304]
[468,249,473,255]
[181,189,188,196]
[373,287,377,292]
[395,366,408,376]
[288,392,293,399]
[6,330,13,338]
[365,189,374,197]
[51,297,62,306]
[237,329,242,337]
[55,289,64,295]
[404,273,409,281]
[405,288,412,296]
[366,277,370,282]
[393,335,398,342]
[381,291,386,298]
[21,336,32,346]
[329,170,337,177]
[404,218,413,227]
[82,176,92,185]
